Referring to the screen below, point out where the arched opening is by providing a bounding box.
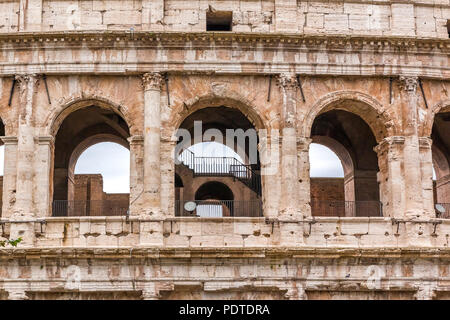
[309,143,348,217]
[310,109,382,217]
[174,105,262,217]
[194,181,234,217]
[52,105,130,216]
[431,109,450,218]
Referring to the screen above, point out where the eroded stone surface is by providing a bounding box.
[0,0,449,300]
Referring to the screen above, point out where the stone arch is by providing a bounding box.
[195,181,234,201]
[424,99,450,137]
[307,92,383,217]
[195,181,234,217]
[68,134,129,177]
[311,135,354,177]
[175,173,184,188]
[174,97,264,167]
[432,144,450,181]
[66,134,129,202]
[51,98,132,215]
[302,91,392,142]
[44,95,136,137]
[173,94,268,132]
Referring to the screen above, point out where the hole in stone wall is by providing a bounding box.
[206,11,232,31]
[447,20,450,38]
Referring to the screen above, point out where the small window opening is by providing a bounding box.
[206,11,232,31]
[447,20,450,38]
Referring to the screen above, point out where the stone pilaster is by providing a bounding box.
[399,76,423,218]
[414,285,437,300]
[284,282,307,300]
[34,136,54,217]
[419,137,435,218]
[142,73,164,217]
[160,137,176,217]
[374,136,405,218]
[297,137,312,218]
[140,283,161,300]
[0,136,18,219]
[7,290,28,300]
[128,135,144,215]
[258,130,281,218]
[277,73,300,219]
[14,74,39,219]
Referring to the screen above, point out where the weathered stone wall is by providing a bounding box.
[0,0,449,300]
[310,178,344,201]
[0,246,449,300]
[2,0,449,38]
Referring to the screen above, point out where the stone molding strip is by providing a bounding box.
[1,247,450,259]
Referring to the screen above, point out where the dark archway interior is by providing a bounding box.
[195,181,234,216]
[312,110,379,171]
[175,174,184,188]
[195,181,234,201]
[0,119,4,217]
[311,110,380,216]
[0,119,5,137]
[432,111,450,205]
[52,105,130,216]
[178,106,260,169]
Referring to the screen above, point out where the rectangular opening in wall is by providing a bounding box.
[447,20,450,38]
[206,11,232,31]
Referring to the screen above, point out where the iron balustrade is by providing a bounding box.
[52,200,129,217]
[178,148,261,195]
[175,200,263,217]
[311,200,383,217]
[435,203,450,219]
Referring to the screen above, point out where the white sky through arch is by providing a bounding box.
[309,143,344,178]
[69,141,350,193]
[74,142,130,193]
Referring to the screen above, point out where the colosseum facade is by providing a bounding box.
[0,0,449,300]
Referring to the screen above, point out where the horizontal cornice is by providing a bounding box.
[0,31,449,49]
[1,247,450,260]
[0,31,449,79]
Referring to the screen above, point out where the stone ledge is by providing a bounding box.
[0,30,448,50]
[1,246,450,259]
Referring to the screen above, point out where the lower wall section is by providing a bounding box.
[0,249,450,300]
[305,290,416,300]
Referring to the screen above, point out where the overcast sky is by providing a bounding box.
[75,142,130,193]
[75,142,347,193]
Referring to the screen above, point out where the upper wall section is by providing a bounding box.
[0,0,449,38]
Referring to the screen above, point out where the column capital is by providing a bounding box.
[0,136,18,145]
[276,73,298,90]
[297,136,312,148]
[14,73,40,89]
[127,135,144,145]
[374,136,405,154]
[7,290,28,300]
[34,135,54,146]
[399,76,418,93]
[142,72,164,91]
[419,136,433,149]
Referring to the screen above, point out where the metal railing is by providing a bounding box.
[178,148,261,195]
[52,200,129,217]
[175,200,263,218]
[311,200,383,217]
[435,203,450,219]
